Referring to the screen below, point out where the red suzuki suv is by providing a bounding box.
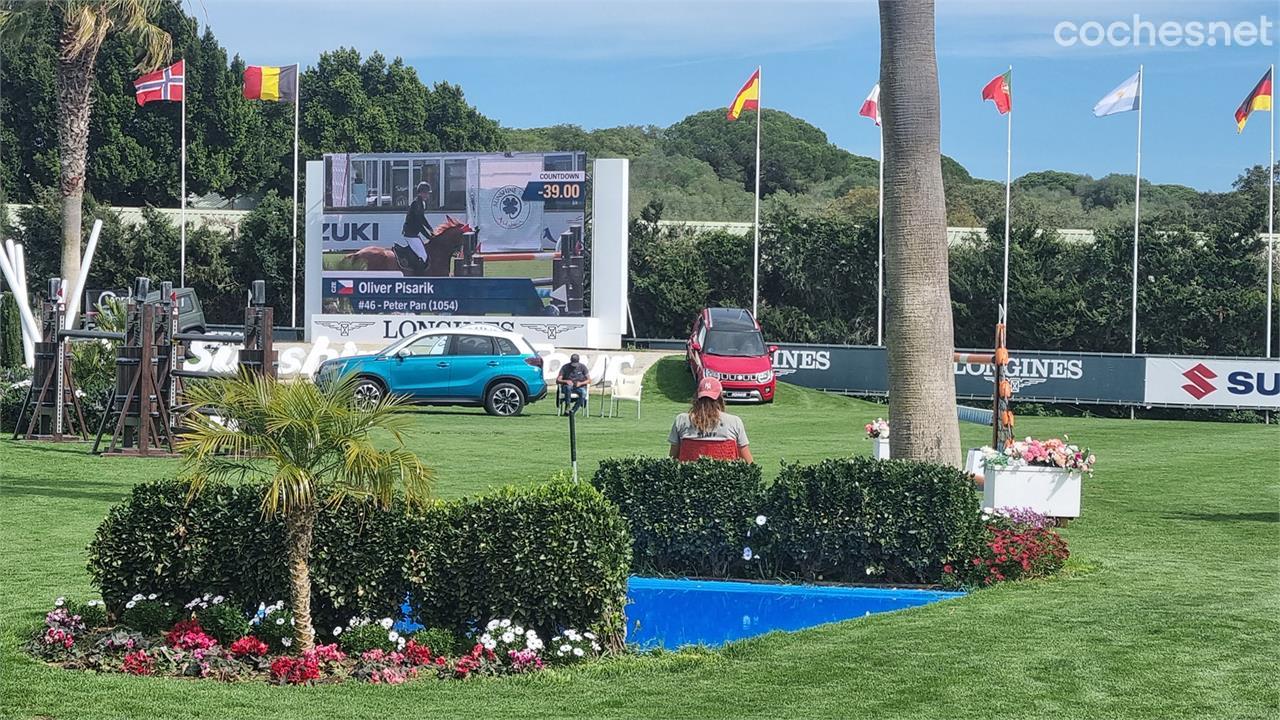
[687,308,777,403]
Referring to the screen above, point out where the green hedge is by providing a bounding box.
[764,457,983,583]
[88,480,631,640]
[592,456,983,584]
[591,457,762,577]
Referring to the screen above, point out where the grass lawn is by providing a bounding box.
[1,357,1277,719]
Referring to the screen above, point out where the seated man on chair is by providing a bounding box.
[557,353,590,413]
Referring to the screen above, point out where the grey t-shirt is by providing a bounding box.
[667,412,749,447]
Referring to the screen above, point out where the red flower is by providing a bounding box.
[403,639,433,666]
[165,619,217,651]
[122,650,154,676]
[228,636,269,659]
[270,655,319,685]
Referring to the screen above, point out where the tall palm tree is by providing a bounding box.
[177,371,434,651]
[0,1,171,294]
[878,0,961,465]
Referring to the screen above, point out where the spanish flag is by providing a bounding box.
[1234,68,1273,132]
[727,68,760,121]
[243,64,299,102]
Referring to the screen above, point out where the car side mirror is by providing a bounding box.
[690,342,701,352]
[394,349,408,361]
[768,345,779,355]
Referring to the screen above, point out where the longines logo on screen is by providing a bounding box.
[772,349,831,377]
[381,318,518,339]
[955,357,1085,385]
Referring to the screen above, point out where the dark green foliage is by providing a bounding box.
[0,366,32,433]
[0,293,25,369]
[196,603,251,645]
[411,627,462,657]
[593,456,984,584]
[88,479,631,645]
[337,623,394,655]
[763,457,984,583]
[253,608,296,653]
[591,457,763,577]
[404,481,633,642]
[120,601,178,636]
[73,601,109,629]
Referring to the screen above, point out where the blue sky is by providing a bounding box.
[202,0,1278,191]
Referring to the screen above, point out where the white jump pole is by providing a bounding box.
[63,219,103,330]
[0,246,38,367]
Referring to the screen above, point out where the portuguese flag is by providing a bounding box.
[727,69,761,121]
[243,64,299,102]
[982,70,1012,115]
[1234,68,1273,132]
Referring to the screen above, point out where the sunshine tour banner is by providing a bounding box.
[760,345,1280,410]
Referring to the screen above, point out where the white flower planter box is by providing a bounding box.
[872,437,891,460]
[982,465,1082,518]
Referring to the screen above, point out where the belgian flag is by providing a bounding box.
[243,64,299,102]
[1235,68,1273,133]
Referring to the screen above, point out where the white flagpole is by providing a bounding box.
[752,66,762,318]
[1001,66,1012,330]
[1266,63,1275,358]
[291,65,301,328]
[1131,65,1144,356]
[876,128,884,346]
[180,80,187,288]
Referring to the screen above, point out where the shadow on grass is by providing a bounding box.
[1164,511,1278,523]
[1,441,96,456]
[0,481,131,503]
[650,356,694,404]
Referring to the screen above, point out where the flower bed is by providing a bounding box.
[980,437,1096,519]
[28,600,600,685]
[943,507,1070,587]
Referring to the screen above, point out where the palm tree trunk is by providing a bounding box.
[284,504,318,651]
[878,0,962,466]
[55,39,99,295]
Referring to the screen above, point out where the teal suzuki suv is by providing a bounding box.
[316,327,548,416]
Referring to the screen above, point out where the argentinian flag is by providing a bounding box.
[1094,71,1141,117]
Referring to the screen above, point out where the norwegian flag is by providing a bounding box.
[859,83,881,126]
[134,60,184,105]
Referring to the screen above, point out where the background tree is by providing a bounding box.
[878,0,961,465]
[177,371,434,651]
[0,0,171,297]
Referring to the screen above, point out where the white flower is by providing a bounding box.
[499,619,511,628]
[525,629,538,638]
[87,600,102,607]
[742,547,754,561]
[147,593,157,600]
[132,594,145,602]
[275,618,285,625]
[573,647,584,657]
[333,627,343,636]
[512,626,524,636]
[379,618,394,630]
[501,631,515,644]
[125,600,137,609]
[388,631,400,643]
[583,632,596,640]
[755,515,767,526]
[54,597,65,607]
[486,619,500,631]
[202,593,211,601]
[591,642,601,652]
[482,638,497,650]
[281,637,292,647]
[560,644,572,653]
[212,595,224,605]
[397,637,406,650]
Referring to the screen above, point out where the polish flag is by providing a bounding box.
[859,83,881,126]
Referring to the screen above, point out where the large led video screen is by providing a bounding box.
[320,151,587,317]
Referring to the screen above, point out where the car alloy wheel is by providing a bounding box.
[352,380,383,411]
[487,384,525,416]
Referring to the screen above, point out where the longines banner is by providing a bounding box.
[767,345,1280,409]
[1143,357,1280,409]
[309,313,589,347]
[770,345,1147,404]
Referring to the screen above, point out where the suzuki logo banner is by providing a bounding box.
[1144,357,1280,408]
[769,345,1147,404]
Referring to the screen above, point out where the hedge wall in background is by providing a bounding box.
[593,455,983,585]
[88,480,631,641]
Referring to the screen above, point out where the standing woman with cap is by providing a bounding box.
[668,377,753,462]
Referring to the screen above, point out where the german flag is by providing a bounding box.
[243,64,299,102]
[1235,68,1273,132]
[727,68,760,121]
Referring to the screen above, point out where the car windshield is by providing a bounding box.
[704,330,765,357]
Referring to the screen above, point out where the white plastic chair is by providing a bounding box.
[607,373,643,418]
